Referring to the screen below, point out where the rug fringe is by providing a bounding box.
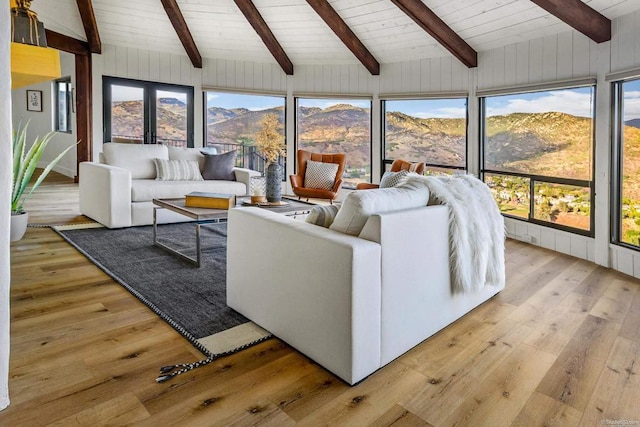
[156,334,274,383]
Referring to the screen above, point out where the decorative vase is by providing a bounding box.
[10,211,28,242]
[265,163,282,203]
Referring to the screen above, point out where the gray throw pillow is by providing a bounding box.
[200,150,237,181]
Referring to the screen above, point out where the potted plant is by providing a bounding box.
[255,113,285,203]
[11,122,75,241]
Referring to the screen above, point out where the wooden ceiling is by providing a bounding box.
[32,0,637,76]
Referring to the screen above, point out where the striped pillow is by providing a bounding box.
[304,160,339,191]
[305,205,340,228]
[154,158,203,181]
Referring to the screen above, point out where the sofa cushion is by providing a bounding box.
[167,146,206,171]
[131,179,247,202]
[305,204,340,228]
[329,180,430,236]
[379,170,409,188]
[154,159,203,181]
[304,160,339,190]
[201,150,237,181]
[103,143,169,179]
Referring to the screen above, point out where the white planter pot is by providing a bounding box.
[10,211,28,242]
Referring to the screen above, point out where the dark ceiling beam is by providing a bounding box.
[529,0,611,43]
[75,0,102,54]
[305,0,380,75]
[234,0,294,75]
[389,0,477,68]
[159,0,203,68]
[45,29,90,56]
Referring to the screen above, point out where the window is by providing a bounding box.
[481,86,595,235]
[383,98,467,175]
[205,91,285,174]
[296,98,371,188]
[55,78,72,133]
[103,77,194,147]
[613,78,640,248]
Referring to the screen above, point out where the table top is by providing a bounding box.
[153,196,315,221]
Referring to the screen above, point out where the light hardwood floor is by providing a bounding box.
[1,172,639,426]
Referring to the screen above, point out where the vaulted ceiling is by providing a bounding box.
[32,0,639,75]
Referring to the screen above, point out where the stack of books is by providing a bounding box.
[185,192,236,209]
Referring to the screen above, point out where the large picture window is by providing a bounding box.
[296,98,371,188]
[383,98,467,174]
[103,77,194,147]
[613,78,640,248]
[205,91,285,174]
[481,86,595,235]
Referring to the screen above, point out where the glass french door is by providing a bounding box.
[103,77,194,147]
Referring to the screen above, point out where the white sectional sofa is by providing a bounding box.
[79,143,258,228]
[227,180,505,385]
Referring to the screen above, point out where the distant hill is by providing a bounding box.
[626,118,640,129]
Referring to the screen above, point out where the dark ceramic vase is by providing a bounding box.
[265,163,282,203]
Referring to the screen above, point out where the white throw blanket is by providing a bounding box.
[407,174,506,294]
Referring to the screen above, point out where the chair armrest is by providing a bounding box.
[289,174,303,189]
[356,182,379,190]
[233,167,261,195]
[331,178,343,193]
[79,162,132,228]
[227,208,382,384]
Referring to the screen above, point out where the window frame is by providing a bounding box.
[102,76,194,147]
[294,96,373,188]
[381,96,469,176]
[479,84,597,237]
[54,77,72,134]
[611,77,640,250]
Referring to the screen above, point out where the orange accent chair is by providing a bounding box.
[289,149,346,203]
[356,159,425,190]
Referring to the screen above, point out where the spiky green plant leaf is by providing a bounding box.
[11,122,77,213]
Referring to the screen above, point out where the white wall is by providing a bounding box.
[87,12,640,279]
[10,50,78,178]
[1,0,12,411]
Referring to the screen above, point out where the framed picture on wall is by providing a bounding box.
[26,90,43,112]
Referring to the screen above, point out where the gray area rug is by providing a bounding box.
[54,222,257,357]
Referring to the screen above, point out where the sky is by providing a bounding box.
[623,79,640,121]
[485,87,594,118]
[385,99,467,119]
[206,92,284,110]
[111,86,188,103]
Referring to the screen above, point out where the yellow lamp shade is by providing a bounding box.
[11,42,61,89]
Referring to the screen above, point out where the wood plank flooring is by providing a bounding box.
[1,172,639,426]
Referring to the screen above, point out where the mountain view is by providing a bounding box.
[112,98,640,242]
[111,98,187,144]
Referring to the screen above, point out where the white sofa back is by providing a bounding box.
[102,143,169,179]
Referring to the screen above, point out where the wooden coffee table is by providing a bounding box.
[152,197,314,267]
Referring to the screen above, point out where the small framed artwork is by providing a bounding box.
[26,90,43,112]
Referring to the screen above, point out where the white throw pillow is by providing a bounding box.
[329,180,430,236]
[304,160,339,191]
[154,159,204,181]
[305,205,340,228]
[379,170,409,188]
